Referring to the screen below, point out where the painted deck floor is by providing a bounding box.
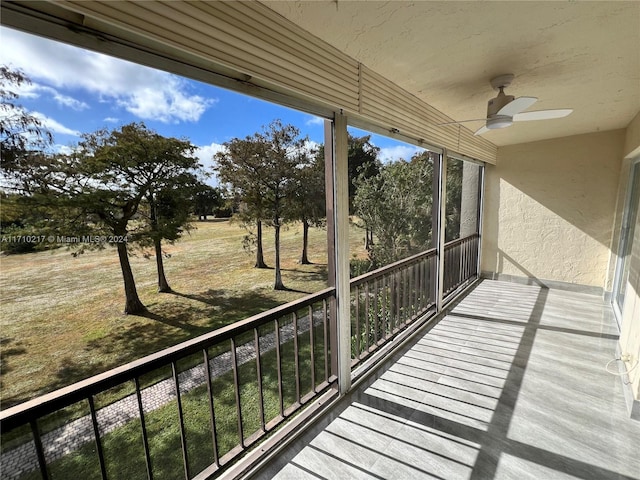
[252,280,640,480]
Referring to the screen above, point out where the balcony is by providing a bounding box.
[0,237,479,480]
[2,236,637,480]
[0,2,638,480]
[253,280,640,480]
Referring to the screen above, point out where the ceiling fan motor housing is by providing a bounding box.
[487,91,514,117]
[486,88,515,129]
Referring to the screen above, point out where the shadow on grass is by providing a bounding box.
[275,286,312,294]
[5,268,326,407]
[282,265,328,285]
[168,289,282,319]
[0,338,27,405]
[78,290,283,372]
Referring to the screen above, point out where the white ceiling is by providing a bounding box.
[264,1,640,146]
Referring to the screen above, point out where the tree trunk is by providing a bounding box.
[274,222,285,290]
[154,237,172,293]
[150,199,171,292]
[116,241,146,314]
[255,220,268,268]
[300,219,312,264]
[365,228,374,250]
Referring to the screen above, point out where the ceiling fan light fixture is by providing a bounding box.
[486,116,513,129]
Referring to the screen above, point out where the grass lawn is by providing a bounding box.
[0,218,367,407]
[17,328,326,480]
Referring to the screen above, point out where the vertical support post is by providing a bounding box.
[308,304,316,392]
[436,150,448,312]
[172,362,190,480]
[326,113,352,394]
[30,419,49,480]
[324,119,338,380]
[476,164,485,278]
[134,377,153,480]
[202,349,220,466]
[87,396,108,480]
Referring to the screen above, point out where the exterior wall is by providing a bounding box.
[482,129,624,288]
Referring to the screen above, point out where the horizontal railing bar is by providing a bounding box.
[0,287,336,430]
[350,248,437,287]
[443,233,479,250]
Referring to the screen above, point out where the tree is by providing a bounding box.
[289,149,325,264]
[141,175,200,293]
[0,66,52,187]
[215,120,310,290]
[347,134,380,213]
[215,136,270,268]
[96,124,199,295]
[0,191,57,254]
[353,151,435,268]
[21,123,198,313]
[445,157,463,241]
[192,184,225,220]
[316,134,380,249]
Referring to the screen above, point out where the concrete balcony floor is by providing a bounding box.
[253,280,640,480]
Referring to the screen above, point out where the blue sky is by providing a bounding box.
[0,26,422,176]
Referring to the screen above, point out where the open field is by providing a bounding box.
[0,219,367,407]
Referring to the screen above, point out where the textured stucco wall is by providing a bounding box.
[482,129,625,288]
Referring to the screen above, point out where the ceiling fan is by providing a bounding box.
[440,74,573,136]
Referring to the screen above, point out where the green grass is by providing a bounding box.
[0,218,366,407]
[17,327,327,480]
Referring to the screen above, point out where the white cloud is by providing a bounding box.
[10,81,40,99]
[305,116,324,126]
[117,85,211,123]
[193,142,226,187]
[195,141,226,172]
[53,144,79,155]
[1,27,216,123]
[378,145,422,163]
[7,81,89,111]
[49,89,89,111]
[104,117,119,123]
[32,112,81,136]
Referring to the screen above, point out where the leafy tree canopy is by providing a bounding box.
[18,122,200,313]
[354,151,436,268]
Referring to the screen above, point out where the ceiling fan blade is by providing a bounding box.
[474,125,489,136]
[513,109,573,121]
[497,96,538,116]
